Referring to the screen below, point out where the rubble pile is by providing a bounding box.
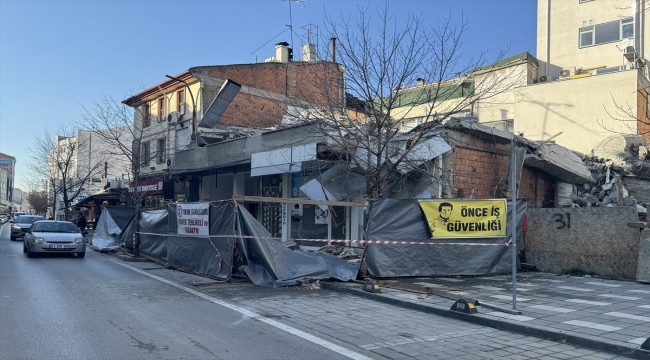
[317,245,362,260]
[570,142,650,208]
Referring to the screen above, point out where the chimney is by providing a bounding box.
[275,42,290,63]
[416,78,425,86]
[330,37,337,62]
[455,72,461,79]
[302,43,317,62]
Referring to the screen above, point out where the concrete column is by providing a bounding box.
[232,172,245,195]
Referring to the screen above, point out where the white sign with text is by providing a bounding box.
[177,203,210,235]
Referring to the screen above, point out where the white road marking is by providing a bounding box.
[639,305,650,309]
[565,299,611,306]
[628,337,648,345]
[512,287,534,292]
[111,259,372,360]
[604,312,650,322]
[483,312,536,321]
[536,279,565,283]
[472,285,505,291]
[558,286,593,292]
[438,278,464,282]
[628,290,650,294]
[449,291,471,296]
[413,282,443,287]
[598,294,640,300]
[562,320,621,332]
[585,282,621,288]
[529,305,575,313]
[516,283,537,287]
[489,295,531,301]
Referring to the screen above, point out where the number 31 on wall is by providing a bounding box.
[553,213,571,229]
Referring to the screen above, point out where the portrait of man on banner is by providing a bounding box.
[418,199,507,239]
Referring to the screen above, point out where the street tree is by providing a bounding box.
[26,125,105,220]
[281,4,522,199]
[24,190,48,216]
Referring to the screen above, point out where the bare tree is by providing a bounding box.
[79,96,169,254]
[26,125,105,220]
[24,190,48,216]
[278,4,520,199]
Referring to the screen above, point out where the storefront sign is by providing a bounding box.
[129,179,163,195]
[418,199,507,239]
[177,203,209,235]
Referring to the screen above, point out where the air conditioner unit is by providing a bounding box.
[559,67,575,80]
[624,46,638,62]
[167,112,182,123]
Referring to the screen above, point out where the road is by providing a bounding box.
[0,223,360,360]
[0,222,631,360]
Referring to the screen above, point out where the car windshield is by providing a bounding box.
[32,222,79,233]
[16,216,45,224]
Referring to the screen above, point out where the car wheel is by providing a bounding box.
[10,236,15,241]
[26,247,34,258]
[77,252,85,258]
[23,243,27,253]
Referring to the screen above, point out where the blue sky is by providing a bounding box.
[0,0,537,190]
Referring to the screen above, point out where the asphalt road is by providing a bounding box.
[0,223,365,360]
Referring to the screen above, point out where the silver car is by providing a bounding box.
[23,220,86,258]
[11,215,46,240]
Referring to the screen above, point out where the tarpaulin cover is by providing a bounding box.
[138,209,169,262]
[133,200,358,285]
[90,206,135,251]
[118,215,136,250]
[365,199,526,277]
[234,203,359,287]
[165,202,235,279]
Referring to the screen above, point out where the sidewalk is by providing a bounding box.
[322,273,650,360]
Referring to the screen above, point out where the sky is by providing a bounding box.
[0,0,537,190]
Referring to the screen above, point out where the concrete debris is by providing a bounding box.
[524,143,595,184]
[569,150,650,208]
[296,280,321,290]
[317,245,362,260]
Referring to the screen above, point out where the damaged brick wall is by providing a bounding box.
[205,62,343,128]
[519,165,555,208]
[451,137,508,199]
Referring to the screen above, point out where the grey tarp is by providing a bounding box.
[134,200,357,285]
[364,199,526,277]
[91,207,135,251]
[234,202,359,287]
[138,209,169,262]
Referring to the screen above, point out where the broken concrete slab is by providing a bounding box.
[637,231,650,284]
[524,143,595,184]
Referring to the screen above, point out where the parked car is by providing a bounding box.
[23,220,86,258]
[0,214,7,223]
[10,215,46,240]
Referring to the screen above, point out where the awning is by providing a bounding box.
[251,143,317,177]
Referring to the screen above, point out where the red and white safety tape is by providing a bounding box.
[136,232,514,246]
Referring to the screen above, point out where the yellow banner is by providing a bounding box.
[418,199,507,239]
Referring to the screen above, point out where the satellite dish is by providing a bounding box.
[617,39,630,51]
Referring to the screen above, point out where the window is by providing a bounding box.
[622,18,634,39]
[177,90,185,114]
[141,141,150,166]
[579,18,634,48]
[157,97,165,122]
[142,103,151,127]
[157,138,166,164]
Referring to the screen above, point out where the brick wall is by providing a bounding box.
[452,146,508,199]
[637,85,650,144]
[519,165,554,208]
[205,62,343,128]
[218,93,287,128]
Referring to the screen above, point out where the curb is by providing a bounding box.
[322,282,650,360]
